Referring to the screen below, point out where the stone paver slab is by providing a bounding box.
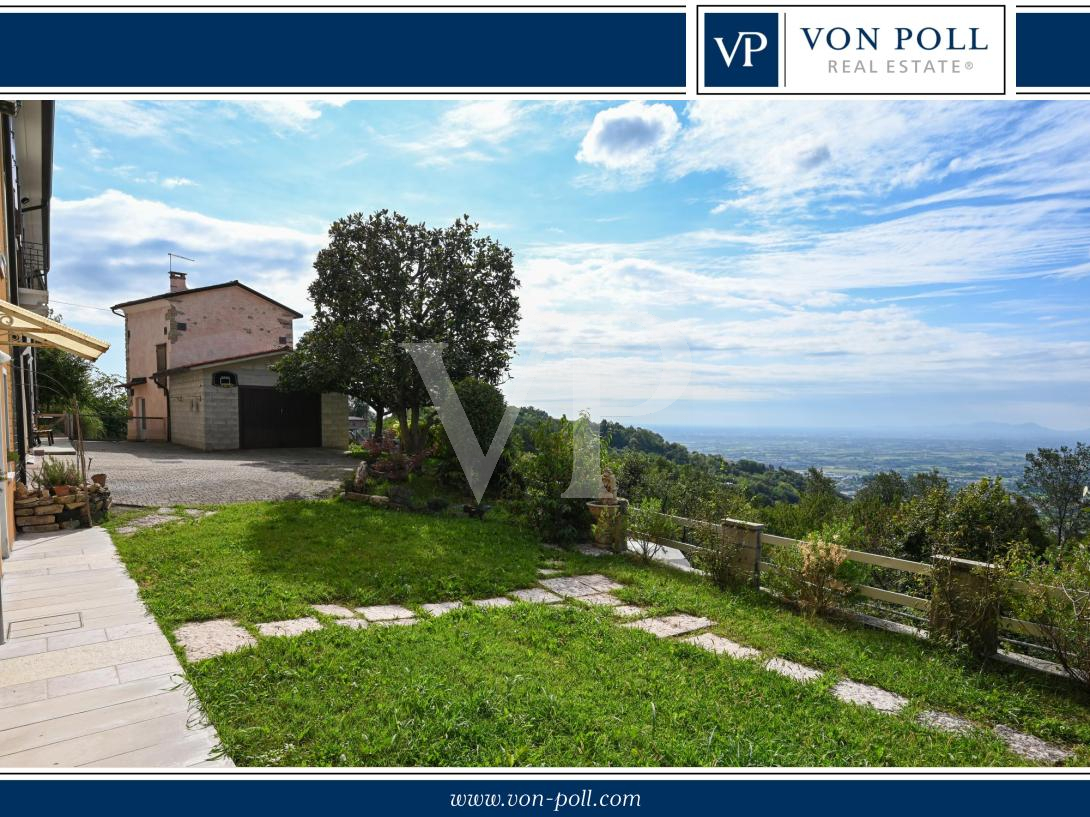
[537,568,562,577]
[765,658,822,682]
[45,666,120,698]
[575,544,610,557]
[335,618,369,630]
[310,604,357,619]
[0,681,47,710]
[538,577,598,598]
[994,725,1073,764]
[116,655,180,684]
[684,633,760,660]
[174,620,256,663]
[375,618,418,627]
[578,593,622,607]
[917,710,975,735]
[356,605,415,622]
[421,601,463,617]
[256,617,323,638]
[509,588,563,605]
[472,597,515,609]
[832,680,907,713]
[573,574,624,593]
[622,614,714,638]
[613,605,647,617]
[0,634,172,688]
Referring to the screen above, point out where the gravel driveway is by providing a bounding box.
[78,441,356,506]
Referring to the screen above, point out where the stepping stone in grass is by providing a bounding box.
[375,618,418,627]
[311,604,357,619]
[537,568,562,577]
[613,605,647,617]
[335,618,369,630]
[575,544,610,557]
[356,604,415,622]
[472,596,515,609]
[257,617,322,638]
[509,588,563,604]
[422,601,463,617]
[993,725,1072,764]
[764,658,822,683]
[574,574,624,593]
[579,593,622,607]
[917,710,974,735]
[539,577,599,598]
[831,680,907,713]
[174,620,256,662]
[684,633,760,660]
[623,614,714,638]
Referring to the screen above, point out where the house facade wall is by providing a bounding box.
[321,392,349,449]
[167,370,205,450]
[121,284,296,442]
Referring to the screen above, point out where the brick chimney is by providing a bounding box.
[169,271,188,292]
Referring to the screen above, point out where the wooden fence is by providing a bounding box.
[632,512,1063,661]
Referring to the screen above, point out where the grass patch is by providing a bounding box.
[111,499,540,628]
[111,500,1090,766]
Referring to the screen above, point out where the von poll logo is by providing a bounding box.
[703,12,780,87]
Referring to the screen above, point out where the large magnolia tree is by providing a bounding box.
[277,210,520,452]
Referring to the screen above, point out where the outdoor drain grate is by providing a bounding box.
[6,611,83,640]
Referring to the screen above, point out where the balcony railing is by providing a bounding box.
[18,241,47,290]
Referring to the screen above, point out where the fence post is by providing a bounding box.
[930,554,1001,658]
[721,518,763,588]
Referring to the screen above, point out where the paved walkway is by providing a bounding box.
[0,527,229,767]
[81,441,356,506]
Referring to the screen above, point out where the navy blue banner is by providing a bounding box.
[1017,11,1090,88]
[0,11,685,90]
[0,779,1088,816]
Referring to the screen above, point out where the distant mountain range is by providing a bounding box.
[929,422,1090,441]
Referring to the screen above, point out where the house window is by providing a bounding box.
[212,371,237,388]
[278,336,288,345]
[176,322,187,331]
[156,343,167,372]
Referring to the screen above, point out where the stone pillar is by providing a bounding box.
[721,518,763,587]
[930,554,1001,658]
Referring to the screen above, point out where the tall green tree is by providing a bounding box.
[1020,443,1090,552]
[276,210,520,452]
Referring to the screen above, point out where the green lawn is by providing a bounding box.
[110,500,1090,767]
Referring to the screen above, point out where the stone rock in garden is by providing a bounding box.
[538,576,599,597]
[684,633,760,660]
[174,619,256,662]
[578,593,622,607]
[59,520,81,530]
[256,617,323,638]
[764,658,823,682]
[993,725,1072,764]
[20,515,56,526]
[353,461,369,491]
[335,618,369,629]
[573,574,624,593]
[374,618,417,627]
[917,710,975,735]
[472,596,515,609]
[613,605,647,617]
[14,508,34,517]
[311,604,357,619]
[356,604,415,622]
[33,503,63,515]
[623,614,714,638]
[509,588,563,604]
[537,568,562,576]
[368,495,391,507]
[422,601,463,616]
[15,497,38,508]
[831,680,907,713]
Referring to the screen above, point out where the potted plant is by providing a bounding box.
[34,457,80,497]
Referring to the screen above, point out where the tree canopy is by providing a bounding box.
[276,210,520,452]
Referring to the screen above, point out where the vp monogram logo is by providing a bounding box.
[703,11,780,88]
[713,31,769,68]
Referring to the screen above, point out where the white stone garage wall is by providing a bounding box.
[168,370,206,449]
[202,371,241,451]
[321,393,349,448]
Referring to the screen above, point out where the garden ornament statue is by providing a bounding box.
[588,467,628,551]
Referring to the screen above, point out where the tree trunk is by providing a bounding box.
[395,406,409,452]
[410,404,421,454]
[371,405,385,441]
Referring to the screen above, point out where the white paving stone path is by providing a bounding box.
[164,565,1076,767]
[0,527,230,768]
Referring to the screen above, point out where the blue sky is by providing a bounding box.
[49,100,1090,431]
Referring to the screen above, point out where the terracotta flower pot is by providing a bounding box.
[53,485,72,497]
[91,473,107,486]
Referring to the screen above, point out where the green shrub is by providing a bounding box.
[511,415,593,546]
[627,498,678,563]
[766,521,865,617]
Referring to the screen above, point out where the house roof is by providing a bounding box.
[110,280,304,319]
[160,347,291,376]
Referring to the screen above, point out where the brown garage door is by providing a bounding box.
[238,387,322,448]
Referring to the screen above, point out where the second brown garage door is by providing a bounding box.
[238,386,322,448]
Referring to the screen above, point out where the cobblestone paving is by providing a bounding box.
[83,441,356,506]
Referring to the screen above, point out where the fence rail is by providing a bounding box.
[634,511,1062,663]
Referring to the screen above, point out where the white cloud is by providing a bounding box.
[576,101,680,174]
[395,101,528,166]
[160,176,196,189]
[236,100,349,134]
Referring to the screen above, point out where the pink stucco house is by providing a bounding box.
[111,272,347,450]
